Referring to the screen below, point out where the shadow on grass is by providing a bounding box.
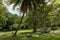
[0,30,12,32]
[19,31,41,35]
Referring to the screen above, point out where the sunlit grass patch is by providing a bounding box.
[0,30,60,40]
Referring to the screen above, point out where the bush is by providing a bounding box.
[9,24,18,30]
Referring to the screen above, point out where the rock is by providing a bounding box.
[25,34,32,37]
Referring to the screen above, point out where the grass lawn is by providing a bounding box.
[0,30,60,40]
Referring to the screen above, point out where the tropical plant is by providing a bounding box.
[7,0,40,36]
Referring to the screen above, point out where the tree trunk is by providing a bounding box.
[12,13,25,36]
[41,22,47,33]
[41,12,47,33]
[33,17,37,32]
[33,9,37,33]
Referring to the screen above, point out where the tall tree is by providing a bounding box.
[0,0,8,29]
[8,0,40,36]
[40,0,60,33]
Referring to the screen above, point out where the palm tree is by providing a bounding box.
[8,0,40,36]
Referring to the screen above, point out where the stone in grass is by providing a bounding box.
[25,34,33,38]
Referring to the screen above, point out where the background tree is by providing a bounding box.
[0,0,8,30]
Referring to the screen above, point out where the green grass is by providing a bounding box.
[0,30,60,40]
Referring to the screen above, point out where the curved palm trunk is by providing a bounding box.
[12,13,25,36]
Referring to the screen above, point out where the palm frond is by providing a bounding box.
[13,0,23,9]
[8,0,40,13]
[20,0,29,13]
[9,0,17,4]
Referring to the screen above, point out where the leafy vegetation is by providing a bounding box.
[0,0,60,40]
